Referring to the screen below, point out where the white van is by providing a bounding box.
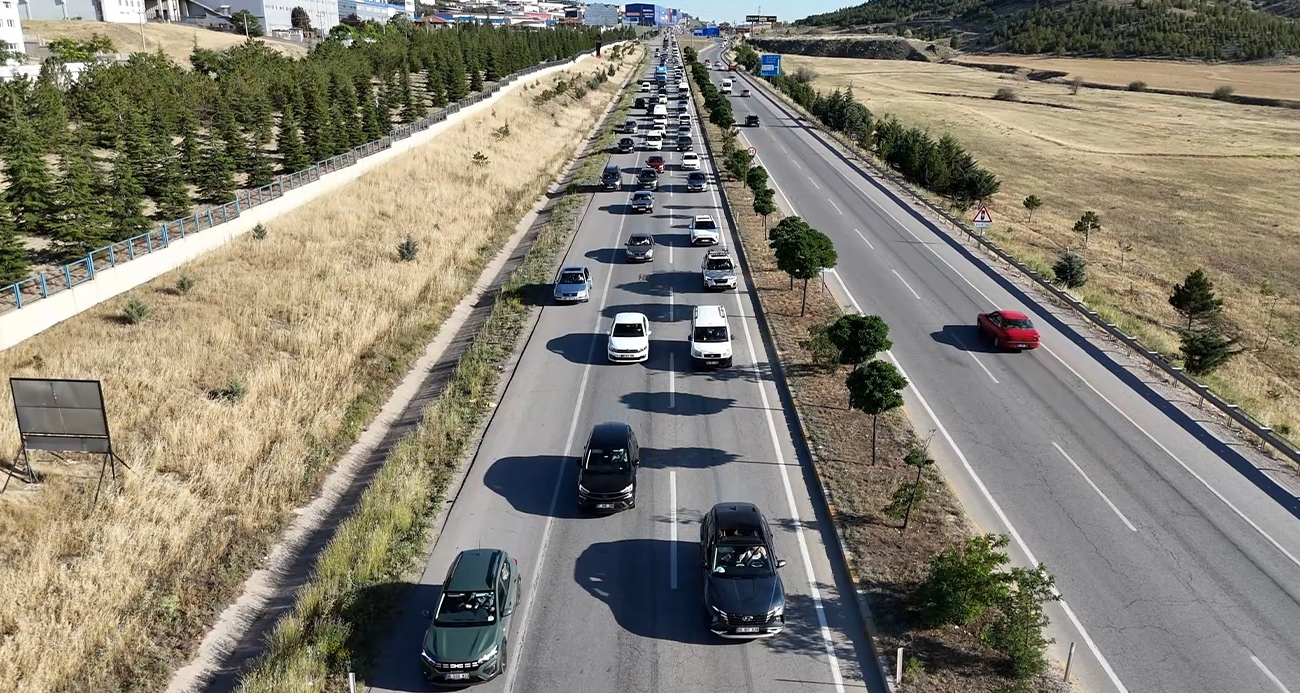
[652,104,668,118]
[721,79,733,94]
[690,305,732,368]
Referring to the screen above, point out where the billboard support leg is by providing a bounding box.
[92,450,130,508]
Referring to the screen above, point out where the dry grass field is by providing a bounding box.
[0,50,635,693]
[956,54,1300,101]
[782,54,1300,439]
[23,19,308,66]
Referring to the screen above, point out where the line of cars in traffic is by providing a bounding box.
[419,36,789,688]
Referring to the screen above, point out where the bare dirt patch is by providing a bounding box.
[695,85,1067,692]
[23,20,308,66]
[783,53,1300,444]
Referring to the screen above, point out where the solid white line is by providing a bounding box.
[1052,442,1138,532]
[853,228,875,250]
[505,171,631,693]
[670,471,679,590]
[828,198,843,215]
[891,269,921,300]
[967,352,1000,384]
[1252,655,1294,693]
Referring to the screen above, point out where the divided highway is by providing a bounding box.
[366,46,887,693]
[702,42,1300,693]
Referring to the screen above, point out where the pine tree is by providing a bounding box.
[196,130,234,203]
[245,93,276,187]
[107,154,150,242]
[50,136,111,258]
[152,133,192,221]
[276,103,309,173]
[425,66,447,109]
[359,84,385,141]
[0,201,30,285]
[29,67,69,151]
[212,96,246,170]
[379,71,398,125]
[1169,268,1223,330]
[399,67,420,124]
[117,105,156,197]
[467,57,484,92]
[444,52,468,101]
[301,84,334,162]
[177,111,203,186]
[330,72,362,149]
[1,109,55,239]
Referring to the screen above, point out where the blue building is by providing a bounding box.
[624,3,673,26]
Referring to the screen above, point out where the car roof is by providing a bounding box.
[604,163,620,171]
[688,171,707,177]
[560,265,587,273]
[628,232,653,240]
[632,190,653,197]
[446,549,503,592]
[694,214,715,222]
[998,309,1030,320]
[588,422,633,448]
[705,246,730,257]
[693,304,727,325]
[683,151,699,157]
[710,502,765,537]
[612,312,646,324]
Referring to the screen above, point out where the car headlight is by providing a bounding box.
[421,648,437,664]
[710,604,728,618]
[766,604,784,619]
[475,646,499,665]
[691,347,704,358]
[578,483,591,494]
[619,483,634,495]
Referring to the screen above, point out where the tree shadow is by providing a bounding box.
[501,282,553,307]
[483,454,585,519]
[614,271,701,300]
[930,324,998,354]
[619,390,735,416]
[351,581,448,691]
[639,445,740,470]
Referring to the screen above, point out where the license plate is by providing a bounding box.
[596,503,614,509]
[446,673,470,680]
[705,360,718,365]
[735,626,760,634]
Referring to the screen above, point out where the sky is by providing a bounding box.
[672,0,853,25]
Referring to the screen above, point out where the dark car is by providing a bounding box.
[617,136,635,153]
[658,85,668,95]
[637,167,660,190]
[686,171,707,191]
[601,163,622,191]
[646,155,666,173]
[576,422,640,511]
[622,119,638,134]
[745,114,760,127]
[420,548,520,685]
[625,232,654,262]
[629,190,655,213]
[635,96,647,109]
[676,135,693,151]
[677,92,688,103]
[700,502,787,639]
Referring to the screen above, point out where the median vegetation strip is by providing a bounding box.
[234,47,644,692]
[0,47,638,693]
[690,55,1066,693]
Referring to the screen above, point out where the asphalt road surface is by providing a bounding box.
[367,45,888,693]
[702,42,1300,693]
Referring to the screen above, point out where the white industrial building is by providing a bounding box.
[337,0,411,24]
[220,0,338,33]
[0,0,24,55]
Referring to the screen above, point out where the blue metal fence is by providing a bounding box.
[1,55,579,314]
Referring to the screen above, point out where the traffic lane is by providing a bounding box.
[723,76,1300,692]
[731,68,1300,562]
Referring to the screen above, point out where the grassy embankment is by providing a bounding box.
[777,54,1300,447]
[691,68,1069,693]
[23,19,308,66]
[0,47,640,693]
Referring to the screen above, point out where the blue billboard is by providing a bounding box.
[760,53,781,76]
[692,26,719,36]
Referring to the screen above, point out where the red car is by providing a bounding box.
[646,155,666,173]
[977,309,1040,350]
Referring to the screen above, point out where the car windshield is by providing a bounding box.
[694,218,716,230]
[435,591,497,625]
[1005,318,1035,329]
[706,258,733,271]
[711,544,774,578]
[693,326,728,343]
[640,170,658,178]
[628,236,652,246]
[585,447,631,473]
[612,321,645,337]
[559,272,585,285]
[689,173,706,181]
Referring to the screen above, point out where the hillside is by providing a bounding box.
[22,20,308,67]
[795,0,1300,59]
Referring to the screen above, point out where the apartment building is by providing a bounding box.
[0,0,24,55]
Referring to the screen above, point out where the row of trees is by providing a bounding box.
[796,0,1300,59]
[0,23,629,285]
[765,69,1000,206]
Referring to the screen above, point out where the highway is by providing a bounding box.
[702,42,1300,693]
[366,44,887,693]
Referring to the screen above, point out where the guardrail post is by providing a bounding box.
[107,244,116,266]
[127,241,135,260]
[62,264,72,288]
[160,223,170,247]
[206,209,214,228]
[11,283,20,309]
[233,196,241,217]
[37,274,47,298]
[1064,642,1076,681]
[145,231,153,253]
[86,254,95,279]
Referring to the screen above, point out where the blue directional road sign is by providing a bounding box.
[760,54,781,77]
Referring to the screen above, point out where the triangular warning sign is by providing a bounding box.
[972,205,993,224]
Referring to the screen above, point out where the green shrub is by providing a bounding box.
[915,534,1011,627]
[175,275,196,295]
[982,564,1059,679]
[211,376,248,404]
[252,223,268,240]
[397,235,419,262]
[993,87,1019,101]
[122,296,150,324]
[1211,84,1235,100]
[1053,250,1087,289]
[1127,80,1148,91]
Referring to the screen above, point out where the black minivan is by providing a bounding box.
[577,422,640,512]
[601,164,622,191]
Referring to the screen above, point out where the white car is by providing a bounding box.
[653,116,667,129]
[640,81,651,91]
[678,114,691,125]
[681,152,700,170]
[646,134,663,150]
[678,81,688,90]
[689,214,721,245]
[608,312,651,363]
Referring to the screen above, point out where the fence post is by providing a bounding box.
[11,283,21,309]
[207,209,214,228]
[86,254,95,279]
[37,274,48,298]
[127,241,135,260]
[161,223,170,247]
[145,231,153,253]
[233,196,241,217]
[1064,641,1076,681]
[895,647,903,683]
[108,244,116,267]
[62,264,72,288]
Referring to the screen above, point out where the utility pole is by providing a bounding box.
[139,9,147,51]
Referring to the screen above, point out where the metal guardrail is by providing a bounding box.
[0,55,581,314]
[737,66,1300,467]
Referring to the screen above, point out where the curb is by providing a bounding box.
[688,50,899,693]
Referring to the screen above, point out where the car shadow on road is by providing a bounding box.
[602,301,694,324]
[597,203,641,215]
[351,582,444,693]
[573,538,723,646]
[546,332,605,365]
[639,445,739,470]
[619,390,735,416]
[483,454,584,519]
[614,272,700,300]
[653,231,702,247]
[583,247,621,265]
[931,324,999,354]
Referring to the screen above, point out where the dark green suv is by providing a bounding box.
[420,548,520,685]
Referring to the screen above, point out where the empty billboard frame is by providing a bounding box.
[5,378,128,502]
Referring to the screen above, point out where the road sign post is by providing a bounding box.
[972,204,993,231]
